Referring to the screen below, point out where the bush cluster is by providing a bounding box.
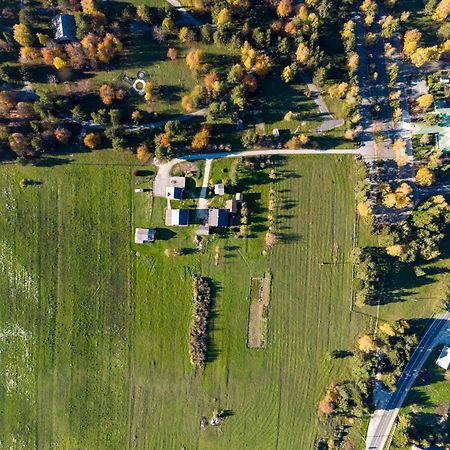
[189,276,211,366]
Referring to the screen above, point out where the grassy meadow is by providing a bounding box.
[0,155,367,449]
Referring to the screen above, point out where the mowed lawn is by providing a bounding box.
[131,156,367,449]
[0,155,366,449]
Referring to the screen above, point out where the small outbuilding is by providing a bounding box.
[436,345,450,370]
[166,186,184,200]
[272,128,280,138]
[134,228,156,244]
[214,183,225,196]
[52,14,77,42]
[235,192,244,202]
[208,209,229,227]
[165,208,189,226]
[225,199,239,214]
[169,176,186,189]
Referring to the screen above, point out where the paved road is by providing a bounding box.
[153,147,360,197]
[164,0,202,27]
[298,72,345,132]
[197,159,212,209]
[365,308,450,449]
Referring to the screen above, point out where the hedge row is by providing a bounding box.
[189,276,211,366]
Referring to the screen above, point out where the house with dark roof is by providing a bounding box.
[165,209,189,226]
[52,14,76,42]
[166,186,184,200]
[208,209,229,227]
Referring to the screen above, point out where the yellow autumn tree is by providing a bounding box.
[241,41,256,71]
[357,202,372,217]
[386,244,403,257]
[84,132,101,149]
[186,48,204,71]
[53,56,67,70]
[13,24,34,47]
[253,54,272,77]
[277,0,293,17]
[379,323,396,337]
[295,42,310,65]
[415,167,435,186]
[433,0,450,21]
[216,8,231,27]
[358,335,376,354]
[403,29,421,57]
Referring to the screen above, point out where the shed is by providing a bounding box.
[272,128,280,138]
[208,209,229,227]
[235,192,244,202]
[436,345,450,370]
[53,14,76,42]
[169,176,186,189]
[214,183,225,195]
[166,186,183,200]
[225,199,239,214]
[134,228,155,244]
[165,208,189,226]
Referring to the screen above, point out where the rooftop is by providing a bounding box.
[165,208,189,226]
[166,186,183,200]
[437,345,450,370]
[214,183,225,195]
[134,228,155,244]
[53,14,76,42]
[169,176,186,189]
[208,209,229,227]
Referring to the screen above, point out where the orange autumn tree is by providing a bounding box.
[84,132,101,149]
[191,127,210,151]
[99,84,115,105]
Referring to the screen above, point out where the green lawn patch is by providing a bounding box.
[0,154,367,448]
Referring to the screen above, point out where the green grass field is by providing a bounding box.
[0,155,367,449]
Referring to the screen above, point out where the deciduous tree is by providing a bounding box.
[13,23,34,47]
[84,132,101,149]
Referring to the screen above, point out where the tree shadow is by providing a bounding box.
[206,277,222,364]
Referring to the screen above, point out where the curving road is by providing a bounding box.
[365,308,450,449]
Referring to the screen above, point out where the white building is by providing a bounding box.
[436,345,450,370]
[134,228,155,244]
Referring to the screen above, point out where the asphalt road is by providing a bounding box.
[365,308,450,449]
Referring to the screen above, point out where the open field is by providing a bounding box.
[0,165,132,449]
[0,155,366,448]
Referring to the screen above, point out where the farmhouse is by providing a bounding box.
[436,345,450,370]
[52,14,76,42]
[208,209,229,227]
[166,186,184,200]
[165,208,189,226]
[134,228,155,244]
